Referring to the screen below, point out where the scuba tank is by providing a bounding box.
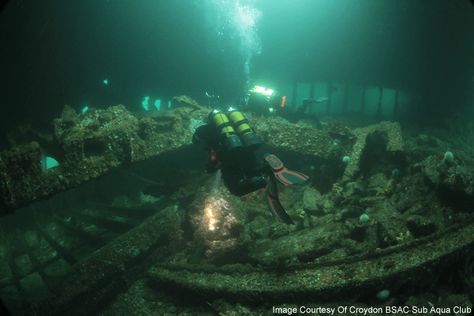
[208,109,243,152]
[227,107,261,149]
[208,108,261,152]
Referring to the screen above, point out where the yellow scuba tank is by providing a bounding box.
[208,109,243,151]
[227,108,261,149]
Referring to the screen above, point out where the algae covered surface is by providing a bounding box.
[0,0,473,315]
[1,103,473,315]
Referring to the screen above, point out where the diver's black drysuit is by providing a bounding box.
[192,118,309,224]
[192,124,267,196]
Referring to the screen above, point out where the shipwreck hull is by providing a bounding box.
[25,213,474,315]
[149,221,474,302]
[0,102,473,314]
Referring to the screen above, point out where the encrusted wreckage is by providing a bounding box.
[0,101,207,215]
[0,99,402,216]
[0,98,473,314]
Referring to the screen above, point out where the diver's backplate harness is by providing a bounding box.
[193,108,309,224]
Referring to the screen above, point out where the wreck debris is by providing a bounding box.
[0,100,473,314]
[0,104,207,215]
[0,142,57,214]
[0,110,405,216]
[343,121,403,181]
[148,221,474,303]
[0,104,352,215]
[251,116,348,159]
[421,154,474,207]
[248,222,345,265]
[30,204,184,315]
[172,95,208,111]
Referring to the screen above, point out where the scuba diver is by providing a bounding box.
[192,107,309,224]
[298,97,329,115]
[242,84,328,123]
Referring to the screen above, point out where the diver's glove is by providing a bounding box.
[263,153,309,185]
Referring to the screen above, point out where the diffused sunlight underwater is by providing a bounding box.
[0,0,473,315]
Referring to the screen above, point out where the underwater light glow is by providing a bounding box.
[154,99,161,111]
[141,96,150,111]
[103,79,109,86]
[203,194,229,232]
[204,171,226,232]
[250,85,274,97]
[205,204,218,231]
[81,105,89,113]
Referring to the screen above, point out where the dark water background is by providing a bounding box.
[0,0,472,149]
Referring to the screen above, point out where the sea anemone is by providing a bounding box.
[443,151,454,164]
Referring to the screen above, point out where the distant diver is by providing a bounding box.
[298,97,329,115]
[192,108,309,224]
[243,84,328,123]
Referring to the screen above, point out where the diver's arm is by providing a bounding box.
[192,124,214,147]
[192,124,222,172]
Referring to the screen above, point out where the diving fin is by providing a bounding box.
[265,175,294,224]
[264,153,309,186]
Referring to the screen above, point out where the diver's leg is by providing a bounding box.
[265,175,294,224]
